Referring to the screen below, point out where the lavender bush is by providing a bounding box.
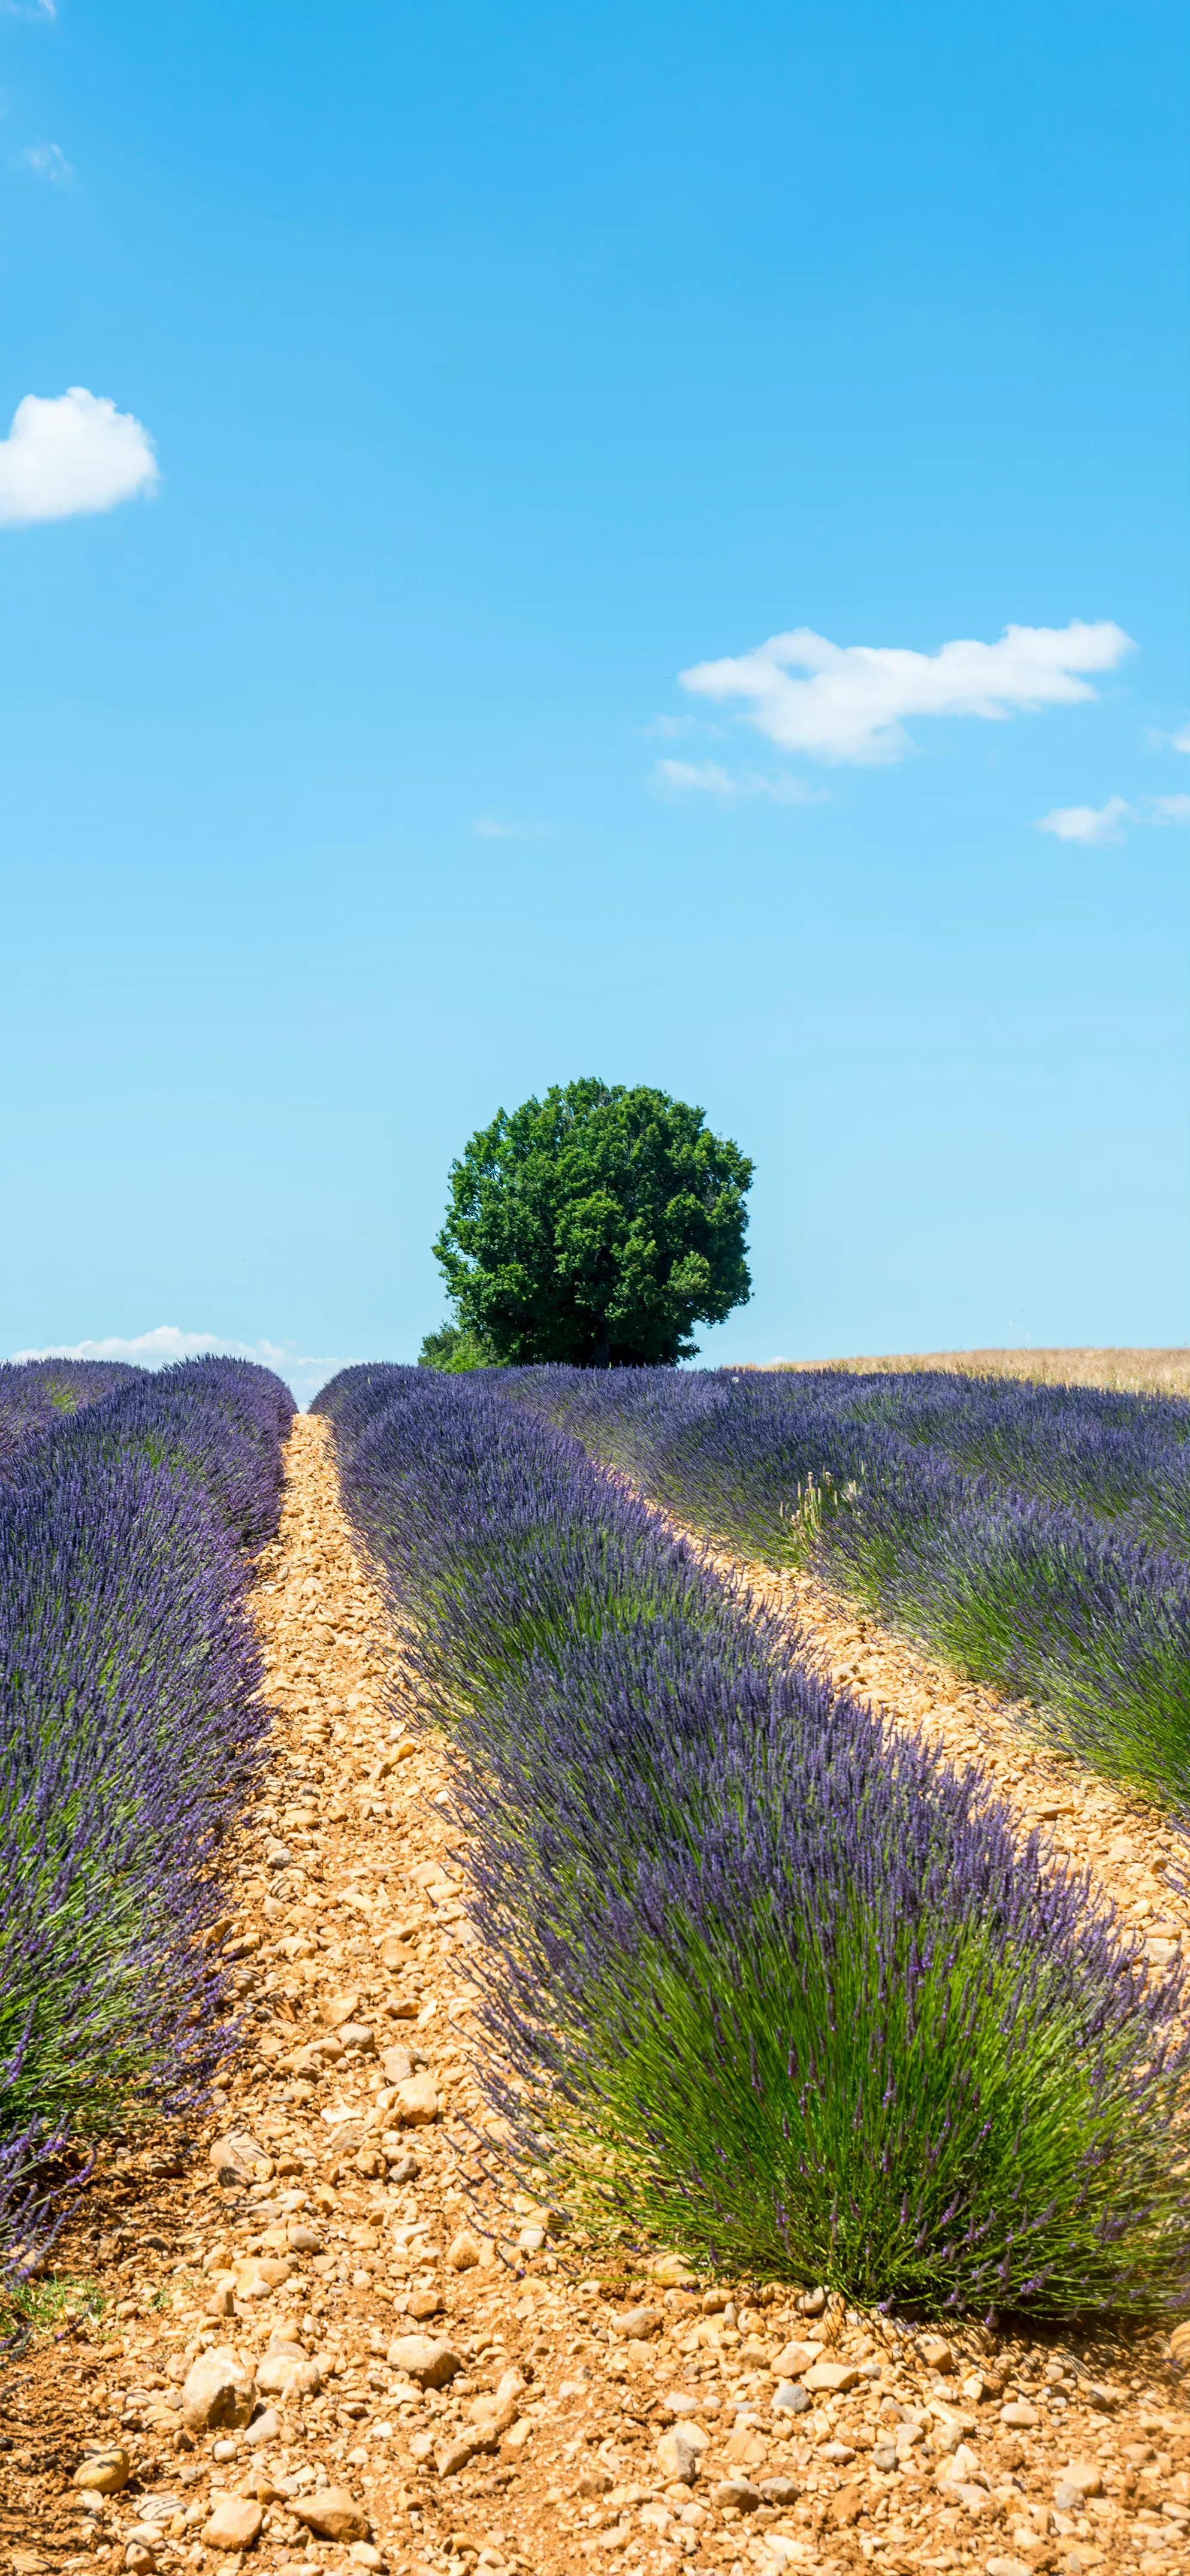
[519,1366,1190,1811]
[808,1368,1190,1553]
[39,1356,297,1548]
[0,1359,291,2281]
[318,1363,1190,2317]
[0,1359,140,1470]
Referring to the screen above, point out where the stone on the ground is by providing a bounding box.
[243,2406,281,2447]
[385,2332,463,2387]
[73,2447,129,2494]
[1055,2463,1104,2501]
[202,2496,264,2551]
[392,2070,438,2124]
[447,2227,483,2269]
[650,2251,699,2287]
[292,2487,369,2542]
[209,2132,266,2183]
[712,2476,762,2510]
[656,2424,706,2483]
[336,2021,376,2052]
[181,2344,257,2433]
[438,2429,496,2475]
[257,2347,321,2396]
[611,2304,664,2339]
[322,1990,362,2027]
[235,2254,292,2297]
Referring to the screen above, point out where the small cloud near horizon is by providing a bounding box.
[13,1324,347,1407]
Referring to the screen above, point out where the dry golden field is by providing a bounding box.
[763,1346,1190,1396]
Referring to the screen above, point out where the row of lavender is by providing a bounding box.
[316,1363,1190,2320]
[513,1367,1190,1812]
[0,1356,140,1467]
[0,1357,294,2281]
[763,1368,1190,1550]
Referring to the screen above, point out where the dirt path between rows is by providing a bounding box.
[5,1417,1190,2576]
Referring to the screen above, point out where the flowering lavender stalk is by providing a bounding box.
[317,1365,1190,2317]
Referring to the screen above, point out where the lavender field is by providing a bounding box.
[8,1348,1190,2330]
[315,1363,1190,2320]
[515,1366,1190,1813]
[0,1356,293,2282]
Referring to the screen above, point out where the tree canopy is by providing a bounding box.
[431,1078,753,1366]
[417,1320,493,1372]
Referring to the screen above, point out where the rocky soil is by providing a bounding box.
[5,1415,1190,2576]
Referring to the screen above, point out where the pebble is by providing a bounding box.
[291,2486,369,2541]
[242,2405,281,2446]
[71,2447,129,2494]
[656,2424,708,2483]
[385,2332,463,2387]
[180,2347,256,2434]
[202,2497,264,2551]
[611,2304,665,2340]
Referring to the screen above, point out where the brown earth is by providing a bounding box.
[757,1355,1190,1400]
[5,1416,1190,2576]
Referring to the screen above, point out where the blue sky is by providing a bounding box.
[2,0,1187,1399]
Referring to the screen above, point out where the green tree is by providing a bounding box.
[432,1078,753,1366]
[417,1321,494,1372]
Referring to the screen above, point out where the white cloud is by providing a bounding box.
[1173,728,1190,755]
[678,619,1134,767]
[472,814,551,840]
[1035,791,1190,843]
[0,386,158,528]
[1035,796,1133,843]
[654,758,823,804]
[0,2,56,17]
[13,1325,346,1408]
[21,141,71,180]
[640,712,702,740]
